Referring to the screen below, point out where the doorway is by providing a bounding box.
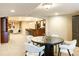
[72,15,79,47]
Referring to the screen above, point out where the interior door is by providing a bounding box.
[1,17,8,43]
[72,15,79,47]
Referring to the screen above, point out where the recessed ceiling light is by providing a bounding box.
[10,10,15,13]
[54,13,59,15]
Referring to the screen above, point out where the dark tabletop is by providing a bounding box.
[32,37,64,45]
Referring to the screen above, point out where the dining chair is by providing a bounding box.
[32,36,45,46]
[26,35,34,44]
[25,43,45,56]
[58,40,77,56]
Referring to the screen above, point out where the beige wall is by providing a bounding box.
[46,15,72,41]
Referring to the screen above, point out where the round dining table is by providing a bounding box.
[32,37,64,56]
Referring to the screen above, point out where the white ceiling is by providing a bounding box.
[0,3,79,17]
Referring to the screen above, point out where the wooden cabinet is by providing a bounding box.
[0,17,8,43]
[35,20,46,29]
[33,28,45,36]
[34,20,46,36]
[26,20,46,36]
[26,28,45,36]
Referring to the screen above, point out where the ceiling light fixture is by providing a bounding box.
[41,3,57,9]
[42,3,52,9]
[36,3,58,10]
[10,10,15,13]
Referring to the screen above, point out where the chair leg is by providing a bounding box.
[39,52,41,56]
[25,54,27,56]
[25,51,27,56]
[72,54,74,56]
[67,49,71,56]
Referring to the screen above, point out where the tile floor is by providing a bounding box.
[0,33,26,56]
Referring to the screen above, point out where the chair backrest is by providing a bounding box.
[26,35,33,44]
[33,36,45,42]
[69,40,77,50]
[25,43,44,53]
[71,39,77,46]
